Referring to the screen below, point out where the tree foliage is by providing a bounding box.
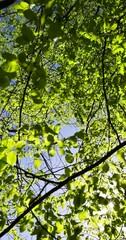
[0,0,126,239]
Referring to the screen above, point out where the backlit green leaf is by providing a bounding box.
[78,210,88,221]
[49,149,56,157]
[7,152,16,166]
[34,159,42,169]
[2,61,18,73]
[56,221,64,233]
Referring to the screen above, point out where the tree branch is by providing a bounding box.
[102,38,120,143]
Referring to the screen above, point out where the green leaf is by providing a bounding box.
[16,141,25,150]
[18,52,26,64]
[7,152,16,166]
[49,149,56,157]
[21,25,35,42]
[75,130,84,140]
[111,23,117,30]
[58,140,64,147]
[0,157,7,170]
[16,36,28,45]
[2,52,17,61]
[116,150,124,161]
[46,0,55,8]
[74,225,82,235]
[74,191,85,208]
[20,224,27,232]
[2,61,18,73]
[102,163,109,173]
[78,210,88,221]
[47,134,54,143]
[34,159,42,169]
[14,1,29,10]
[6,175,15,183]
[98,196,108,205]
[48,21,63,39]
[23,9,37,23]
[121,180,126,189]
[0,219,6,231]
[65,154,74,163]
[90,217,99,229]
[56,221,64,233]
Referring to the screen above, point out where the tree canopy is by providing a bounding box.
[0,0,126,239]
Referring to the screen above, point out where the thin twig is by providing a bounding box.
[14,166,59,185]
[31,211,58,240]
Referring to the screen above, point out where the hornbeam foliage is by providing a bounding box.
[0,0,126,239]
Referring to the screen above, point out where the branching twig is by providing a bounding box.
[14,166,59,185]
[40,153,57,179]
[29,183,48,206]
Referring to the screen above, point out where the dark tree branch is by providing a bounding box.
[0,140,126,237]
[18,72,31,141]
[102,38,121,143]
[16,72,31,188]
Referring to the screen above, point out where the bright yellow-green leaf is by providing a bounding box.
[111,23,117,30]
[46,0,55,8]
[6,139,15,150]
[14,1,29,10]
[56,221,64,233]
[41,14,46,25]
[44,139,51,146]
[16,141,25,150]
[34,159,41,169]
[7,151,16,166]
[49,149,56,157]
[78,210,88,221]
[59,148,65,155]
[54,124,60,133]
[20,1,29,9]
[119,64,125,75]
[58,140,64,147]
[116,150,125,161]
[16,206,25,214]
[2,61,18,73]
